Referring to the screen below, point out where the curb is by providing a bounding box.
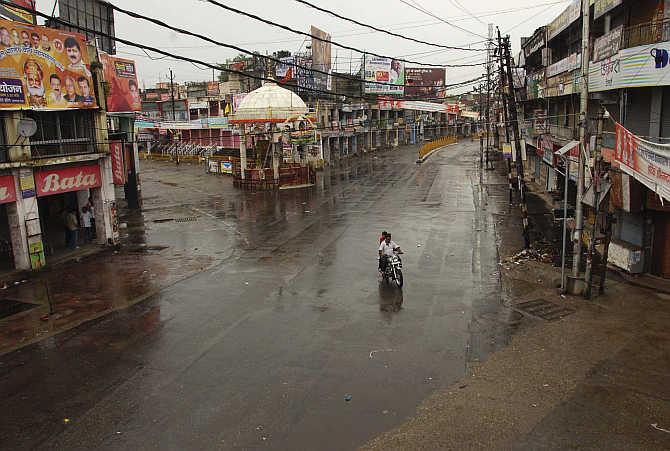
[416,142,458,164]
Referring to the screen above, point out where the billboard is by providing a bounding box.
[311,25,331,91]
[0,0,34,23]
[405,67,445,98]
[364,56,404,95]
[0,18,97,110]
[275,56,293,78]
[547,0,581,41]
[207,81,220,96]
[101,53,140,112]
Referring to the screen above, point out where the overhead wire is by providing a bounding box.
[398,0,488,40]
[293,0,484,51]
[2,0,486,103]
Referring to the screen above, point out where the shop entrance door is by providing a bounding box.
[0,204,14,270]
[38,192,79,256]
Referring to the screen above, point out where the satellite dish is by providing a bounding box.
[17,118,37,138]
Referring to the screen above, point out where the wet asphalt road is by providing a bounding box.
[0,141,521,450]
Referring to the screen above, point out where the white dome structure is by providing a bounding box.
[231,81,308,123]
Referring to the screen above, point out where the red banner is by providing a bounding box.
[35,164,102,197]
[0,174,16,204]
[101,53,140,113]
[110,140,126,185]
[615,122,638,170]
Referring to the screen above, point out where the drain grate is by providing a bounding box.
[513,299,575,321]
[153,218,174,223]
[175,217,198,223]
[0,299,37,320]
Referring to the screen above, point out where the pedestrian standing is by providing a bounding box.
[87,197,96,237]
[80,206,93,243]
[65,209,79,249]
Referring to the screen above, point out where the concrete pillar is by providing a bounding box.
[239,124,247,180]
[272,142,280,182]
[93,157,117,245]
[604,14,612,34]
[5,112,30,162]
[7,169,38,270]
[650,87,663,140]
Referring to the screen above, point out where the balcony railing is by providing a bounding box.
[622,18,670,49]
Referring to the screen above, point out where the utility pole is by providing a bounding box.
[572,0,591,285]
[503,35,531,249]
[584,108,607,298]
[169,69,178,165]
[485,51,492,170]
[497,28,513,205]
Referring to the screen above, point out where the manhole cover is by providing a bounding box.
[513,299,575,321]
[0,299,37,319]
[175,217,198,223]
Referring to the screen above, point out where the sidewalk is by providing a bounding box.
[364,172,670,450]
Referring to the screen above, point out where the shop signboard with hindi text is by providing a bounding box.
[364,56,404,95]
[546,53,580,78]
[594,0,623,20]
[0,18,97,110]
[523,28,546,57]
[547,0,581,41]
[589,40,670,92]
[592,26,623,63]
[0,0,34,24]
[34,164,102,197]
[0,174,16,204]
[101,53,141,113]
[405,67,445,98]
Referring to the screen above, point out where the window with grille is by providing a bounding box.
[27,111,97,158]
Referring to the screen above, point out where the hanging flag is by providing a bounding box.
[224,102,231,116]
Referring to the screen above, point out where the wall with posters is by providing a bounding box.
[364,56,404,95]
[311,25,331,91]
[405,67,445,98]
[0,18,97,110]
[589,40,670,92]
[101,53,140,112]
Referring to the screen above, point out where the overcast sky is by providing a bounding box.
[55,0,572,93]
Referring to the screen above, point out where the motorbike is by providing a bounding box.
[382,252,404,288]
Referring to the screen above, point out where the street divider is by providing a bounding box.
[417,136,458,163]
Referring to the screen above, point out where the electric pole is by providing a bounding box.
[497,28,513,205]
[572,0,591,286]
[169,69,178,165]
[503,35,531,249]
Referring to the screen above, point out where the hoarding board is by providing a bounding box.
[275,56,293,78]
[594,0,623,20]
[592,26,623,62]
[0,0,34,23]
[364,56,404,95]
[0,18,97,110]
[101,53,140,112]
[405,67,445,98]
[311,25,331,91]
[547,0,581,41]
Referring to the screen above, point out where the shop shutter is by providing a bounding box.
[624,88,651,137]
[661,87,670,139]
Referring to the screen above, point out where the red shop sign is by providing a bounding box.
[0,175,17,204]
[110,141,127,185]
[35,164,102,197]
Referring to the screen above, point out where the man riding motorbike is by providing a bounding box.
[378,233,402,274]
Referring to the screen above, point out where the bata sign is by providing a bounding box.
[0,175,16,204]
[35,164,102,197]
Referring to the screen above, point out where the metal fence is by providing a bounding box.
[622,18,670,49]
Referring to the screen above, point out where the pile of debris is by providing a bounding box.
[503,241,554,266]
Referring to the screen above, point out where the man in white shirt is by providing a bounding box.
[80,206,93,243]
[378,233,402,273]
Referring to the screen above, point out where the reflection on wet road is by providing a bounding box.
[0,142,522,450]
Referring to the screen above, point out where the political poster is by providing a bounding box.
[364,56,404,95]
[0,0,34,24]
[0,18,97,110]
[405,68,445,98]
[100,53,140,112]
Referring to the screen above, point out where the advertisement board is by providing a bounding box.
[110,140,126,186]
[589,40,670,92]
[364,56,404,95]
[0,0,34,23]
[523,28,546,57]
[296,56,315,91]
[594,0,623,20]
[275,56,293,78]
[35,164,102,197]
[592,26,623,62]
[0,18,97,110]
[0,174,16,204]
[405,67,445,98]
[207,81,220,96]
[311,26,331,91]
[547,0,581,41]
[546,53,580,78]
[101,53,140,113]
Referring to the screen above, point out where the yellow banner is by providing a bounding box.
[0,18,97,110]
